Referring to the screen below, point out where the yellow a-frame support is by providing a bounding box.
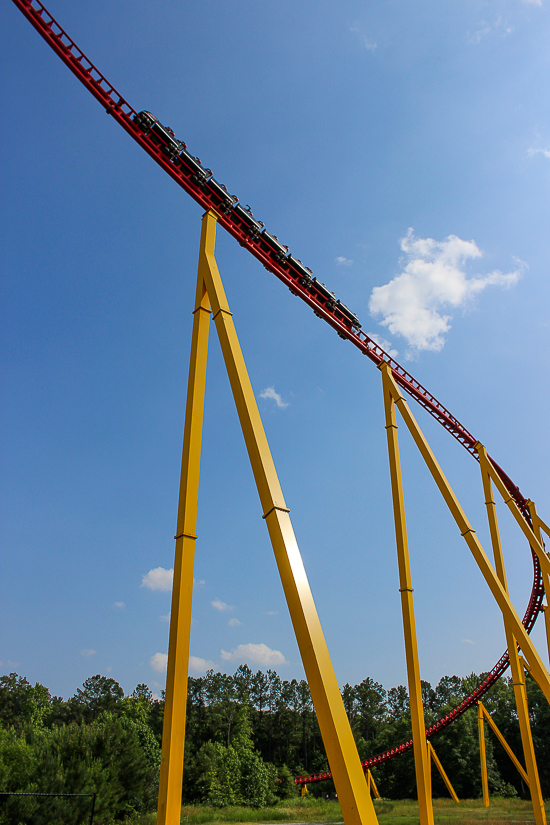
[157,211,378,825]
[477,444,546,825]
[477,700,530,807]
[379,364,549,825]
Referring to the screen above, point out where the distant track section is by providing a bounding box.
[11,0,545,784]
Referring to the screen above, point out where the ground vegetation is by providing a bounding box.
[0,667,547,823]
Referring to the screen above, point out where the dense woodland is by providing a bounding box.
[0,667,548,823]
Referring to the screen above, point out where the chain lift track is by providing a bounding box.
[11,0,545,785]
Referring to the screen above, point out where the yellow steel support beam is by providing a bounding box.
[427,741,459,803]
[478,457,550,584]
[200,210,378,825]
[477,702,490,807]
[520,655,548,696]
[380,367,550,705]
[379,362,434,825]
[157,232,213,825]
[366,770,381,800]
[479,702,529,785]
[527,500,550,665]
[477,445,546,825]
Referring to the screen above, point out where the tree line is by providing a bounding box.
[0,667,548,822]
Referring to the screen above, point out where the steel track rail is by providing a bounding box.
[10,0,545,784]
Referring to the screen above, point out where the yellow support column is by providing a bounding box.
[477,445,546,825]
[478,702,529,785]
[157,227,212,825]
[477,703,490,807]
[200,210,378,825]
[379,362,434,825]
[527,500,550,665]
[366,770,381,800]
[427,741,459,803]
[379,367,550,705]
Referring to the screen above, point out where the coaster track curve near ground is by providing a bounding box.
[10,0,545,786]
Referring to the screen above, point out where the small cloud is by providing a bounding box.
[149,652,168,673]
[228,618,242,627]
[369,228,522,355]
[220,643,288,667]
[366,332,399,360]
[528,146,550,159]
[189,655,216,674]
[468,14,513,44]
[468,22,491,44]
[80,649,96,657]
[335,256,353,266]
[141,567,173,592]
[350,25,377,51]
[462,639,475,645]
[194,578,205,587]
[265,611,277,616]
[113,601,125,609]
[212,598,234,612]
[159,613,171,623]
[522,0,541,5]
[259,386,289,409]
[106,665,113,673]
[0,660,20,669]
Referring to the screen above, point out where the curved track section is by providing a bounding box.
[11,0,545,785]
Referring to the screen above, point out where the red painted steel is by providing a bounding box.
[10,0,545,784]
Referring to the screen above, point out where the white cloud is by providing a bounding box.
[522,0,541,5]
[141,567,173,591]
[259,386,289,409]
[150,652,168,673]
[220,643,288,667]
[80,649,96,657]
[462,639,475,645]
[159,613,171,623]
[228,618,242,627]
[189,655,216,674]
[265,611,277,616]
[368,228,521,354]
[350,25,377,51]
[212,598,234,612]
[366,332,399,360]
[468,22,492,44]
[113,601,125,609]
[468,15,513,44]
[335,256,353,266]
[528,146,550,159]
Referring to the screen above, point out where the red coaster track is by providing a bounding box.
[10,0,544,785]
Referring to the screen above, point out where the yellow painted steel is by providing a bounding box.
[199,210,378,825]
[380,367,550,705]
[477,445,546,825]
[478,456,550,585]
[366,770,380,800]
[427,741,459,803]
[527,500,550,664]
[477,703,490,807]
[520,655,548,696]
[379,363,434,825]
[157,231,213,825]
[479,701,529,785]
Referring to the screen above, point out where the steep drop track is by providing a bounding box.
[11,0,545,786]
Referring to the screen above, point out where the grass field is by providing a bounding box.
[126,796,549,824]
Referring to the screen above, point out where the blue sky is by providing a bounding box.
[1,0,549,702]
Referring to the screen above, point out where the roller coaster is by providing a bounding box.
[8,2,549,823]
